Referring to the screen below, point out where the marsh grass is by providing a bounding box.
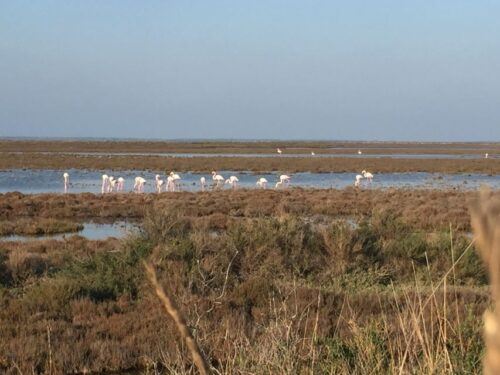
[0,189,488,233]
[0,218,83,236]
[471,189,500,374]
[0,199,491,374]
[1,139,498,155]
[1,152,499,174]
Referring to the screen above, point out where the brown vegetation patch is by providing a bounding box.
[0,188,494,373]
[0,218,83,236]
[0,188,487,232]
[1,139,499,154]
[1,152,499,173]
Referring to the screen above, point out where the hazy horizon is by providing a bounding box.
[1,1,499,141]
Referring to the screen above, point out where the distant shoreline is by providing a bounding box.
[0,137,499,145]
[0,139,499,154]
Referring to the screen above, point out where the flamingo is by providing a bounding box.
[108,176,117,193]
[275,181,284,189]
[225,176,239,189]
[117,177,125,192]
[155,175,165,194]
[169,172,181,191]
[102,174,109,194]
[362,170,374,184]
[63,172,70,193]
[279,174,291,186]
[277,148,282,155]
[212,171,225,189]
[355,174,364,188]
[200,176,207,191]
[166,176,175,192]
[134,177,146,193]
[256,177,268,189]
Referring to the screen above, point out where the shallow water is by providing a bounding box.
[0,169,499,194]
[0,221,136,242]
[2,151,496,159]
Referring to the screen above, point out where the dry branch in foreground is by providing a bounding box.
[471,189,500,375]
[144,261,210,375]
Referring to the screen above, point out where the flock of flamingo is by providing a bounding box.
[62,170,373,193]
[61,147,375,193]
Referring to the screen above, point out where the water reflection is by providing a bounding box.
[0,221,136,242]
[0,169,498,194]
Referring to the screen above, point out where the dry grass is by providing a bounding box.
[145,261,210,375]
[0,189,495,373]
[1,139,498,154]
[0,188,488,232]
[0,218,83,236]
[471,189,500,374]
[1,152,499,173]
[0,189,491,373]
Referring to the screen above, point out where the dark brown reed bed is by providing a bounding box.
[0,202,488,374]
[1,152,499,173]
[1,139,499,154]
[0,188,490,232]
[0,218,83,236]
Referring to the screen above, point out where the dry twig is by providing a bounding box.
[470,188,500,375]
[144,261,210,375]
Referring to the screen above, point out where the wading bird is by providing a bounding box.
[212,171,225,189]
[256,177,268,189]
[134,177,146,193]
[485,153,489,159]
[169,172,181,191]
[279,174,291,186]
[166,176,175,192]
[63,172,69,193]
[355,174,363,188]
[101,174,109,194]
[358,150,362,155]
[277,148,282,155]
[200,176,207,191]
[108,176,116,193]
[275,181,284,189]
[117,177,125,192]
[225,176,239,189]
[155,175,165,194]
[311,151,315,156]
[362,170,374,184]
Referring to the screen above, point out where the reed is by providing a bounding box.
[471,189,500,374]
[144,261,210,375]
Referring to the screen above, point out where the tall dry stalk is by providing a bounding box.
[471,189,500,375]
[144,261,210,375]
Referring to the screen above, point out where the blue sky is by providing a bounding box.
[0,1,499,141]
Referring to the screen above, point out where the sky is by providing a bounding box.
[0,1,499,141]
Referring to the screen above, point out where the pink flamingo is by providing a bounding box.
[63,172,70,193]
[362,170,374,184]
[225,176,239,189]
[355,174,363,188]
[134,177,146,193]
[116,177,125,192]
[212,171,225,189]
[169,172,181,191]
[102,174,109,194]
[155,175,165,193]
[256,177,268,189]
[279,174,291,187]
[108,176,117,192]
